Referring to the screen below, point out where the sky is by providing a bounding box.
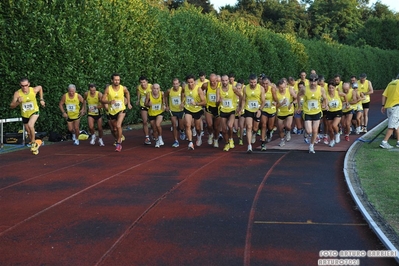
[210,0,399,12]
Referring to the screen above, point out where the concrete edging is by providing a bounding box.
[343,119,399,263]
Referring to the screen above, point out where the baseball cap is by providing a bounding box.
[309,74,318,82]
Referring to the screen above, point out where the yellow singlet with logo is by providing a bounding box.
[245,84,261,112]
[148,92,163,117]
[184,85,202,113]
[327,90,342,112]
[65,93,80,119]
[303,85,322,115]
[196,79,209,88]
[219,85,237,113]
[87,91,101,116]
[342,88,355,112]
[107,85,126,116]
[358,80,370,103]
[336,81,343,92]
[169,87,183,112]
[276,89,294,116]
[206,83,219,108]
[138,84,152,107]
[262,86,276,114]
[18,87,39,118]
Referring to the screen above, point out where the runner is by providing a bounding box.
[145,83,165,148]
[260,77,277,149]
[59,84,85,145]
[10,77,45,154]
[274,78,296,147]
[297,74,327,153]
[102,73,132,152]
[83,83,105,146]
[217,75,241,151]
[202,74,221,148]
[165,78,185,147]
[325,80,347,147]
[380,74,399,149]
[358,73,374,132]
[241,74,265,153]
[341,82,358,141]
[183,74,206,150]
[136,76,152,145]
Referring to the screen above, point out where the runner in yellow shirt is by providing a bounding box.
[136,76,153,145]
[145,84,165,148]
[165,78,185,147]
[380,74,399,149]
[202,74,221,148]
[83,83,105,146]
[275,78,296,147]
[59,84,85,145]
[102,73,132,152]
[10,77,45,153]
[260,77,277,149]
[341,82,358,142]
[358,73,374,132]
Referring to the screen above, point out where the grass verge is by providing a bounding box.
[355,127,399,234]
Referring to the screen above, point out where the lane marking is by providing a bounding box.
[243,151,289,266]
[254,221,367,226]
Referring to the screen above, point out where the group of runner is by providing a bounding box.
[10,71,374,154]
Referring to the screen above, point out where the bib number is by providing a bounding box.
[152,104,161,111]
[186,96,194,105]
[208,93,216,103]
[222,99,232,108]
[307,100,319,110]
[22,102,34,112]
[171,97,181,106]
[248,100,259,109]
[112,101,122,111]
[66,104,76,112]
[264,100,271,108]
[89,104,98,114]
[329,100,339,109]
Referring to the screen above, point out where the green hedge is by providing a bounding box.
[1,0,399,134]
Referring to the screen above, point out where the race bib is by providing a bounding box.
[66,104,76,112]
[329,100,339,109]
[208,93,216,103]
[141,96,146,104]
[152,104,161,111]
[89,104,99,114]
[186,96,194,105]
[279,98,288,107]
[22,102,34,112]
[264,100,271,108]
[222,99,232,108]
[307,100,319,110]
[248,100,259,109]
[171,96,181,106]
[112,101,122,111]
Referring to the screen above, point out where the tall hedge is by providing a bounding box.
[1,0,399,134]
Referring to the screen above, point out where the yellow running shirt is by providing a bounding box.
[148,92,164,117]
[358,80,370,103]
[206,83,219,108]
[87,91,101,116]
[303,85,322,115]
[138,84,152,107]
[326,90,342,112]
[245,84,261,112]
[107,85,126,116]
[184,84,202,113]
[169,87,183,112]
[262,86,276,114]
[65,93,80,119]
[219,85,237,113]
[18,87,39,118]
[342,88,355,112]
[276,88,294,116]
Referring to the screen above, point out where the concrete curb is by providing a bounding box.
[343,119,399,263]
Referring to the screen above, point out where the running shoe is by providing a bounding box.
[396,141,399,148]
[304,137,310,144]
[292,127,297,134]
[329,140,335,147]
[72,134,76,141]
[239,139,243,145]
[115,143,122,152]
[223,144,230,151]
[155,139,160,148]
[267,131,273,142]
[233,128,237,134]
[121,135,125,142]
[144,137,151,145]
[335,133,341,144]
[229,139,235,149]
[213,139,219,148]
[192,127,197,137]
[98,138,105,146]
[261,143,266,151]
[90,135,96,145]
[180,131,186,141]
[196,135,202,146]
[159,136,165,146]
[74,140,79,146]
[278,139,285,147]
[363,126,368,133]
[309,144,315,154]
[237,130,241,138]
[172,141,179,147]
[286,131,291,142]
[208,134,213,145]
[323,136,329,145]
[345,135,350,142]
[188,142,194,150]
[356,127,361,135]
[247,144,253,154]
[380,141,393,149]
[251,133,256,144]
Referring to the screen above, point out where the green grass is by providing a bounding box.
[355,128,399,234]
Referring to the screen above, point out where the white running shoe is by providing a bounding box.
[309,144,315,153]
[335,133,341,144]
[208,134,213,145]
[72,134,76,141]
[74,139,79,146]
[247,144,253,154]
[286,131,291,142]
[196,135,202,146]
[98,138,105,146]
[380,141,393,149]
[251,132,256,144]
[159,136,164,146]
[279,139,285,147]
[329,140,335,147]
[213,139,219,148]
[155,139,160,148]
[188,142,194,150]
[90,135,96,145]
[192,127,197,137]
